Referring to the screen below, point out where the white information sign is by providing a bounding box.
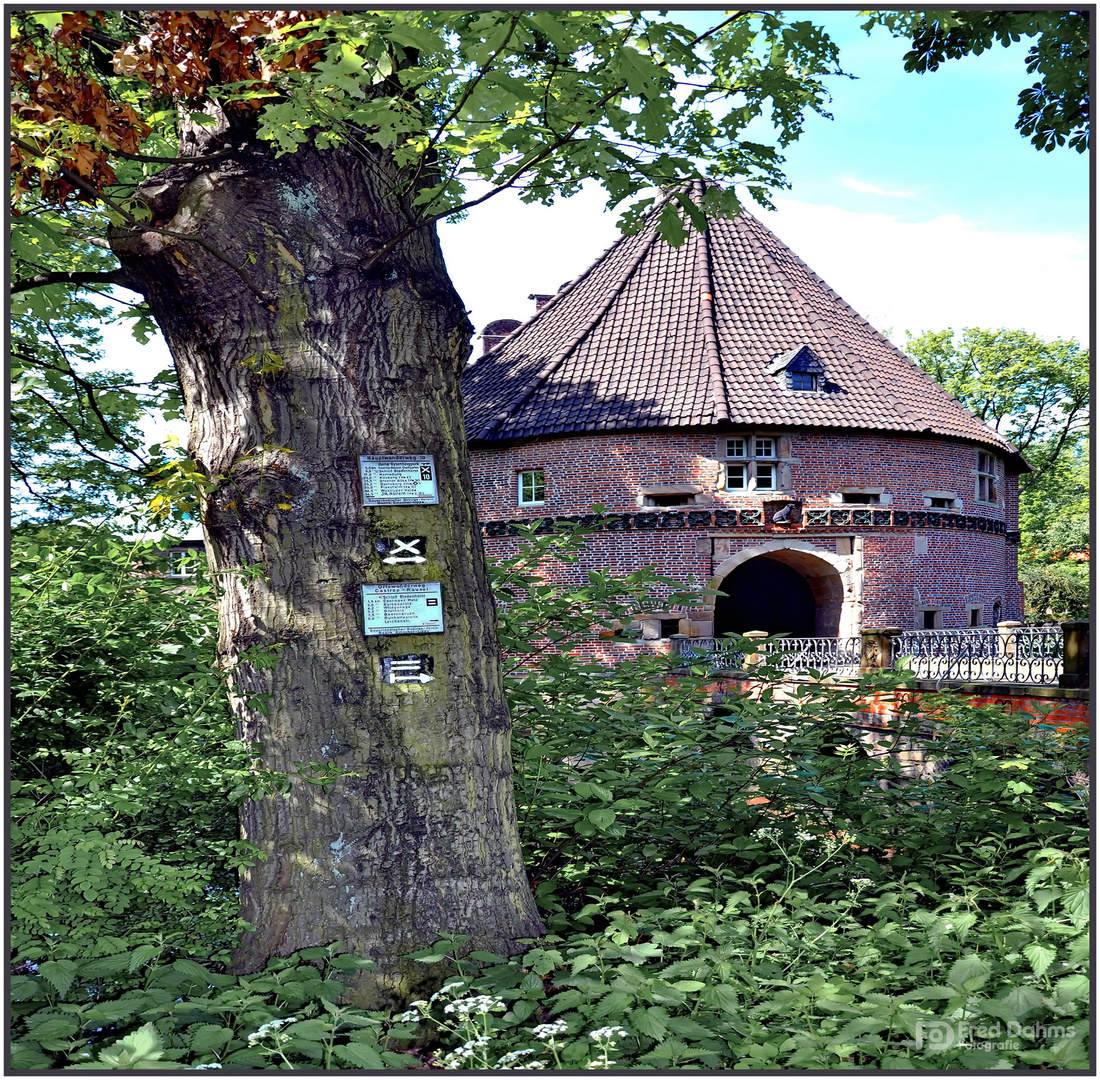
[361,582,444,636]
[360,454,438,506]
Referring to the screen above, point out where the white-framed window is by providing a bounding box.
[164,546,203,578]
[725,462,748,490]
[788,371,818,391]
[722,435,784,492]
[517,468,545,506]
[755,462,777,490]
[976,452,998,503]
[968,605,983,627]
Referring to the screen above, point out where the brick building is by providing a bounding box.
[461,181,1027,656]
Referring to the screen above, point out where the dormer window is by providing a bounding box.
[767,343,827,393]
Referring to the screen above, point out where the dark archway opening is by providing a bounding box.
[714,555,816,637]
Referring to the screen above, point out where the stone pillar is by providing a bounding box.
[860,627,900,675]
[997,619,1023,657]
[743,630,769,666]
[1059,621,1089,689]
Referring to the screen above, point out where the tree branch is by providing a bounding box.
[13,137,272,303]
[362,11,752,266]
[22,388,150,472]
[10,269,141,296]
[404,13,524,198]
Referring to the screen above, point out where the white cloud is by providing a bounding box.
[759,198,1089,346]
[439,181,624,343]
[842,177,915,198]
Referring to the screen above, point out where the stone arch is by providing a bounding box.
[709,540,862,637]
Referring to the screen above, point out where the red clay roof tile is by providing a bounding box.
[462,181,1021,463]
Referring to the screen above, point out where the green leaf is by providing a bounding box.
[334,1043,386,1068]
[187,1025,235,1053]
[946,954,991,992]
[1022,942,1058,976]
[38,959,79,999]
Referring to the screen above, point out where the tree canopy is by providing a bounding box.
[906,327,1089,493]
[864,9,1090,152]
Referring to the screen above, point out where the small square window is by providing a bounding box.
[841,492,878,504]
[968,606,982,627]
[725,463,748,490]
[755,463,776,490]
[517,469,545,506]
[754,437,776,459]
[928,497,952,508]
[788,371,816,391]
[659,618,681,639]
[165,549,201,578]
[725,437,747,458]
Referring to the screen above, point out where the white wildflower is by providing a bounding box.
[394,1002,429,1022]
[496,1048,538,1066]
[246,1017,298,1045]
[584,1059,615,1068]
[190,1065,224,1071]
[588,1026,628,1042]
[438,1035,494,1070]
[443,994,506,1016]
[430,982,467,1002]
[531,1020,569,1040]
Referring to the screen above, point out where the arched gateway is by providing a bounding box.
[711,541,860,639]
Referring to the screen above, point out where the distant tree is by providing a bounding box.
[864,9,1090,152]
[905,328,1089,494]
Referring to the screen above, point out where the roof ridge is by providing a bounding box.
[473,197,671,441]
[469,217,640,368]
[693,180,729,422]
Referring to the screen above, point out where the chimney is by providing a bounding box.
[528,293,554,312]
[480,318,521,354]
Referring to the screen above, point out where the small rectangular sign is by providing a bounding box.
[381,654,435,685]
[362,582,444,636]
[376,536,427,565]
[360,454,438,506]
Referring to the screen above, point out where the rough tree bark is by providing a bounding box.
[112,129,544,1007]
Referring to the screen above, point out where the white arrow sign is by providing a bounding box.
[390,671,435,684]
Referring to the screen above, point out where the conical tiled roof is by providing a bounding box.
[462,181,1023,466]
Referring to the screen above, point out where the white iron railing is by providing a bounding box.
[892,626,1063,685]
[675,635,862,676]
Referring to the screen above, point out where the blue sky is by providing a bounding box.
[110,9,1089,398]
[439,10,1088,348]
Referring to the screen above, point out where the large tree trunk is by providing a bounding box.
[113,136,544,1007]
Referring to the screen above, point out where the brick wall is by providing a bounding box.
[472,427,1024,640]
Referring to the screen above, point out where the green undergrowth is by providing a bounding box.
[9,521,1091,1069]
